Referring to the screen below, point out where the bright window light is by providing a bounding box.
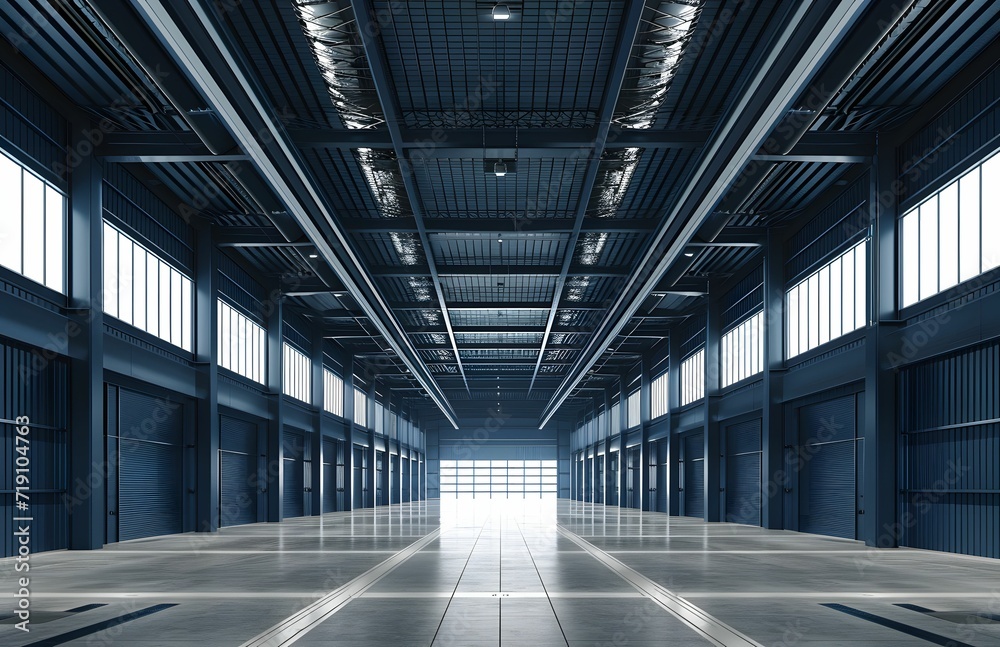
[282,342,311,403]
[103,221,193,351]
[900,148,1000,308]
[786,240,867,358]
[681,348,705,406]
[721,310,764,388]
[218,300,266,384]
[651,372,669,419]
[0,150,65,293]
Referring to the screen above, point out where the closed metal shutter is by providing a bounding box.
[684,433,704,518]
[336,441,346,510]
[283,430,304,518]
[322,439,335,513]
[402,457,411,503]
[798,395,857,539]
[219,416,257,527]
[900,341,1000,558]
[725,419,762,526]
[353,445,366,508]
[118,389,183,542]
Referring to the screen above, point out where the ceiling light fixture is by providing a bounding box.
[492,4,511,20]
[684,251,694,257]
[308,253,318,258]
[494,160,507,177]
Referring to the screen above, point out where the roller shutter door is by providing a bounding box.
[725,419,762,526]
[402,457,411,503]
[353,446,367,508]
[219,416,258,527]
[683,433,704,518]
[322,439,338,513]
[118,389,183,542]
[283,430,305,518]
[798,395,857,539]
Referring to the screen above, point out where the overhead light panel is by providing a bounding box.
[492,4,511,20]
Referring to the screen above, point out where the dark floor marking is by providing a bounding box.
[64,604,106,614]
[822,603,977,647]
[22,603,177,647]
[897,603,1000,625]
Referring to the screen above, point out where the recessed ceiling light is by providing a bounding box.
[308,253,318,258]
[492,4,511,20]
[684,252,694,257]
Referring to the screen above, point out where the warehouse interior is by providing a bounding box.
[1,0,999,645]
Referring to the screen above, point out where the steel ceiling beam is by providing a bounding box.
[338,218,660,234]
[117,0,460,428]
[539,0,883,429]
[372,265,630,278]
[98,128,871,161]
[527,0,647,396]
[350,0,471,397]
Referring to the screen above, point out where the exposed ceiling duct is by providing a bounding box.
[292,0,385,130]
[614,1,702,130]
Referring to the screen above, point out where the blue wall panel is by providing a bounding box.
[900,340,1000,558]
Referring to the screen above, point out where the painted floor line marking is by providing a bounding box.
[239,528,442,647]
[557,525,763,647]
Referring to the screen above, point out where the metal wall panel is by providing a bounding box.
[0,339,69,557]
[797,395,857,539]
[725,418,762,526]
[116,388,184,542]
[219,416,258,527]
[900,340,1000,558]
[0,61,67,182]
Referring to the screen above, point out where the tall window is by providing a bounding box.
[353,387,368,428]
[323,369,344,416]
[282,342,311,403]
[786,240,866,358]
[626,390,641,429]
[373,402,385,435]
[651,372,669,419]
[721,310,764,388]
[680,349,705,406]
[0,151,65,293]
[900,151,1000,308]
[218,300,265,384]
[610,402,620,436]
[103,222,193,351]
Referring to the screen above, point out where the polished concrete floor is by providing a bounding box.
[2,500,1000,646]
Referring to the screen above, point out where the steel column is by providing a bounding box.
[68,126,105,550]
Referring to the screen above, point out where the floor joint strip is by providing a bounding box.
[556,524,764,647]
[238,528,442,647]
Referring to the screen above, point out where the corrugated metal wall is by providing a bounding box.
[0,60,66,183]
[899,340,1000,558]
[725,418,762,526]
[0,339,68,557]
